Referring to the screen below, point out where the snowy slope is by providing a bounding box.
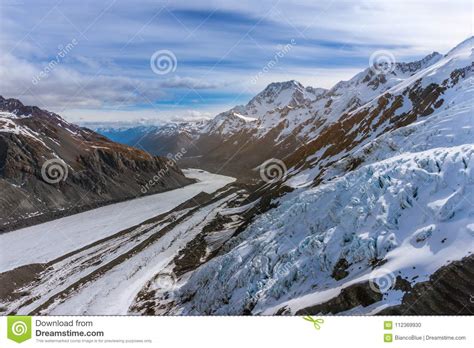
[0,113,46,143]
[169,145,473,315]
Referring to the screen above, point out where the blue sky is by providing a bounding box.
[0,0,472,123]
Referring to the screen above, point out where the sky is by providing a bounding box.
[0,0,472,124]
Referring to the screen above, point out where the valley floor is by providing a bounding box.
[0,169,235,273]
[0,169,241,315]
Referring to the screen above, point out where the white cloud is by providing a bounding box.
[1,54,153,110]
[170,110,212,122]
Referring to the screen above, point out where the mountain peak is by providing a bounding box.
[395,51,443,74]
[264,79,303,90]
[247,80,324,114]
[420,51,443,64]
[0,95,25,112]
[0,95,59,120]
[256,80,307,99]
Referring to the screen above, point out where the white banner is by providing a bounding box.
[1,316,472,347]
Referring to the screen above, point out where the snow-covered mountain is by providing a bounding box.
[94,46,454,179]
[1,37,472,316]
[190,50,450,175]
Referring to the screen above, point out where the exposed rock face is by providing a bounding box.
[295,282,384,315]
[379,255,474,315]
[0,96,194,231]
[292,254,474,316]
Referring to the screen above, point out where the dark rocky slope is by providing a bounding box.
[0,96,193,232]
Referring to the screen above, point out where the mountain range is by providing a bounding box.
[0,37,472,315]
[94,46,458,180]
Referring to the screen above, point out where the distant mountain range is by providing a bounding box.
[92,122,203,157]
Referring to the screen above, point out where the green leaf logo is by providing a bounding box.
[302,315,324,330]
[7,316,32,343]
